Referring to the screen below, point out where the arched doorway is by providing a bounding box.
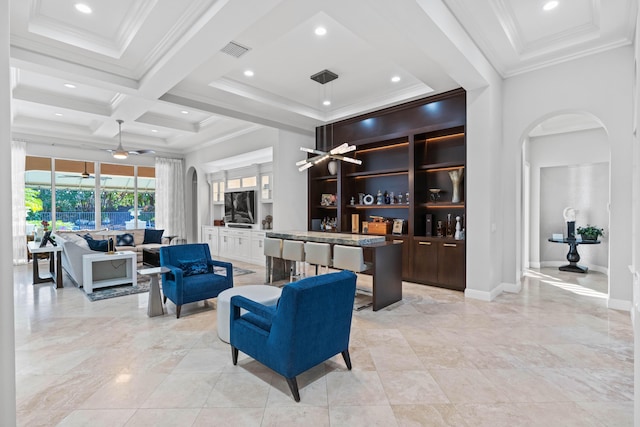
[520,111,610,297]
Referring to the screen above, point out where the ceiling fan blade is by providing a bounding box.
[127,149,156,155]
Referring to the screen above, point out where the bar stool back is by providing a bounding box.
[282,240,305,282]
[263,237,283,283]
[332,245,369,273]
[304,242,332,275]
[332,245,373,310]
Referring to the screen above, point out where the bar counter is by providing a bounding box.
[265,231,402,311]
[266,230,386,246]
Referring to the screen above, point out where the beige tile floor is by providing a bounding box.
[13,260,633,426]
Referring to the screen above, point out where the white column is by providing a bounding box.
[0,0,17,424]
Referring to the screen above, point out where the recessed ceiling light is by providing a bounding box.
[315,27,327,36]
[54,113,63,116]
[180,110,189,115]
[63,83,76,89]
[543,1,558,11]
[74,3,92,14]
[391,76,401,83]
[323,100,331,106]
[151,129,158,133]
[244,70,254,77]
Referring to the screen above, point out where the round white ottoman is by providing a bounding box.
[217,285,282,343]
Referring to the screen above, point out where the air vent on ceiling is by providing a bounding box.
[310,69,338,85]
[221,41,251,58]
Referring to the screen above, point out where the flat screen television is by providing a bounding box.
[224,190,256,224]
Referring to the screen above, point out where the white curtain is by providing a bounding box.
[155,157,186,240]
[12,141,27,265]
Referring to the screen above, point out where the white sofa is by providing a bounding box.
[54,229,169,288]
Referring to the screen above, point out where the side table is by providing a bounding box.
[548,237,601,273]
[82,251,137,293]
[27,241,63,288]
[138,266,170,317]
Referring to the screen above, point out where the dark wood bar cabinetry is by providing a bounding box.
[308,88,466,291]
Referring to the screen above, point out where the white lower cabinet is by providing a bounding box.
[202,226,220,257]
[250,231,266,266]
[202,227,265,265]
[214,229,257,264]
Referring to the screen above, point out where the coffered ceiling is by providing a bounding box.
[9,0,636,157]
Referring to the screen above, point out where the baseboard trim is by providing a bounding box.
[501,282,522,293]
[465,285,503,302]
[608,298,631,312]
[529,261,541,268]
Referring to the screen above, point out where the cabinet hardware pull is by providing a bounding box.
[418,241,432,246]
[393,240,403,244]
[443,243,457,247]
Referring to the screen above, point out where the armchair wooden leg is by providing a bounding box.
[285,377,300,402]
[232,347,238,365]
[176,305,181,319]
[341,350,352,370]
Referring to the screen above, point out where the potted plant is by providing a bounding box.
[576,225,604,241]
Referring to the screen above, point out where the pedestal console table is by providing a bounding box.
[265,231,402,311]
[548,237,601,273]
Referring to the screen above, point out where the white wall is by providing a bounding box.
[503,46,634,309]
[184,127,314,235]
[528,128,609,272]
[465,79,505,300]
[1,0,16,423]
[539,163,609,270]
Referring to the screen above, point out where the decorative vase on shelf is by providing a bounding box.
[448,167,464,203]
[327,160,338,175]
[454,216,462,240]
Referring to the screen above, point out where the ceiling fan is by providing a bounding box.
[58,162,96,179]
[106,120,155,159]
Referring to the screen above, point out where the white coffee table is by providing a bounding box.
[82,251,137,294]
[217,285,282,343]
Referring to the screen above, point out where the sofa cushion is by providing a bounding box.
[117,233,135,246]
[178,258,209,277]
[143,229,164,244]
[87,239,109,252]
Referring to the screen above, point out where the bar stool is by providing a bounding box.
[282,240,305,282]
[263,237,283,284]
[332,245,373,310]
[304,242,332,276]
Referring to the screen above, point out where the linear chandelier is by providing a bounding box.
[296,143,362,171]
[297,69,362,172]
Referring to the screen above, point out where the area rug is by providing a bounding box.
[83,266,255,302]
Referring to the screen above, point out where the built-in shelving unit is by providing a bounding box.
[308,88,466,291]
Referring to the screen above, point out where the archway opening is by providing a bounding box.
[521,111,610,298]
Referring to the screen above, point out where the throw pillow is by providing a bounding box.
[178,258,209,277]
[87,239,109,252]
[116,233,135,246]
[143,229,164,244]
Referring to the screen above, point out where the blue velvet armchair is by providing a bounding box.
[159,243,233,318]
[230,270,356,401]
